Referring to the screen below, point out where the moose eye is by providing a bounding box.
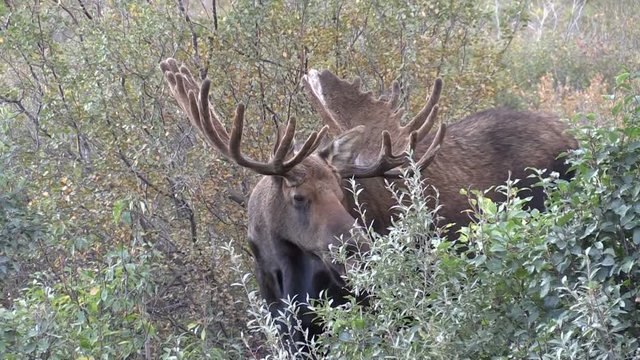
[292,193,307,205]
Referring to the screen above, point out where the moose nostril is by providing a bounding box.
[276,269,283,293]
[293,194,305,202]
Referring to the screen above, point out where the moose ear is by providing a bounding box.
[318,126,365,168]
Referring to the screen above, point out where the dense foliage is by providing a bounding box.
[0,0,638,359]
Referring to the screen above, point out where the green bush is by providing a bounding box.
[0,167,42,282]
[530,71,640,357]
[0,248,157,359]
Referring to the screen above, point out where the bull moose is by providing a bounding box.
[160,59,577,347]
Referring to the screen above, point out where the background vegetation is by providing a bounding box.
[0,0,638,358]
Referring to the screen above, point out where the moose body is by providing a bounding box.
[161,60,577,348]
[347,108,577,235]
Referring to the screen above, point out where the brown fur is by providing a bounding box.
[344,108,578,235]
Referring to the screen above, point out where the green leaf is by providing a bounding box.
[615,72,630,86]
[112,199,125,224]
[620,258,635,273]
[612,101,623,116]
[352,318,365,330]
[486,259,503,272]
[79,337,91,350]
[582,223,598,239]
[122,210,132,225]
[339,330,351,342]
[601,256,615,266]
[540,278,550,298]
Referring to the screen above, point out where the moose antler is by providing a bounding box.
[303,70,442,139]
[339,110,446,179]
[160,58,328,176]
[303,70,446,178]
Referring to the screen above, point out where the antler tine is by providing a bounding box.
[383,123,447,178]
[283,126,329,168]
[227,99,329,175]
[273,116,297,162]
[382,131,395,158]
[190,72,230,143]
[185,85,232,158]
[228,103,267,170]
[197,80,232,156]
[160,58,179,76]
[162,60,200,124]
[309,126,329,153]
[339,96,444,179]
[410,123,446,174]
[414,105,439,140]
[402,78,443,134]
[162,59,232,159]
[341,131,407,179]
[179,65,199,92]
[177,76,196,118]
[162,58,231,142]
[407,131,418,154]
[388,81,401,109]
[268,117,329,169]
